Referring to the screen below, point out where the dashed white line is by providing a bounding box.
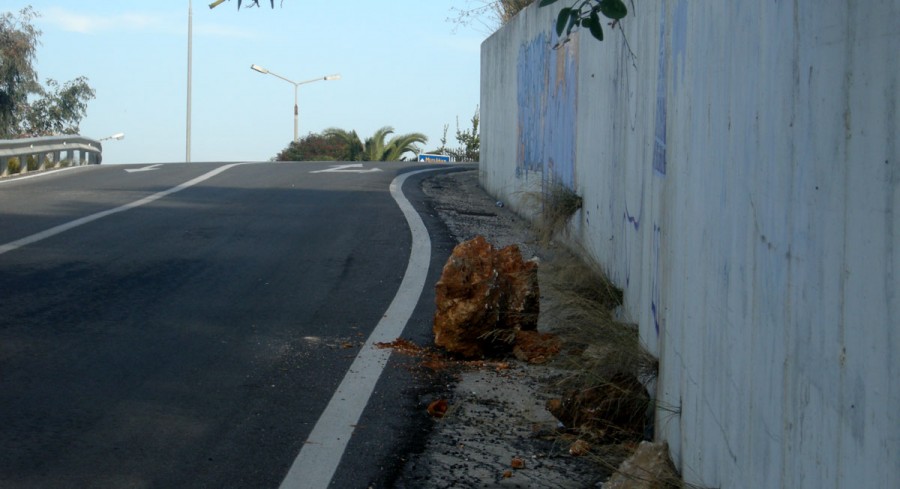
[0,163,245,256]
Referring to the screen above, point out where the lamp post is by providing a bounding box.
[250,64,340,142]
[187,0,225,163]
[98,133,125,142]
[186,0,193,162]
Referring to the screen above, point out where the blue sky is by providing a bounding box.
[8,1,490,164]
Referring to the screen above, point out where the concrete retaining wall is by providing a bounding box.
[480,1,898,487]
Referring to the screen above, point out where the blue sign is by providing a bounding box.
[418,153,451,163]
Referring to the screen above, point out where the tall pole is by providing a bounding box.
[250,65,340,142]
[186,0,193,163]
[293,85,299,142]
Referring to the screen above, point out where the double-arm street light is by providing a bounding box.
[250,64,340,142]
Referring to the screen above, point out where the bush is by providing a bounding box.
[26,155,39,171]
[5,157,21,174]
[275,132,353,161]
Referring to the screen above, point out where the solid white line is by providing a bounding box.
[0,165,89,185]
[279,167,446,489]
[0,163,245,257]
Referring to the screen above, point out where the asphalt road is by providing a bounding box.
[0,161,465,488]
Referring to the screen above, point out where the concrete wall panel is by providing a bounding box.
[480,1,899,487]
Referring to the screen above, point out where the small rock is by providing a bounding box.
[511,457,526,469]
[546,373,649,443]
[569,439,591,457]
[427,399,449,418]
[603,441,680,488]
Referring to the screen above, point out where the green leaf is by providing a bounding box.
[599,0,628,20]
[567,9,580,34]
[539,0,560,6]
[588,10,604,41]
[556,8,573,36]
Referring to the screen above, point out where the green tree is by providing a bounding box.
[0,7,95,138]
[274,131,352,161]
[323,126,427,162]
[454,106,480,162]
[427,107,480,162]
[23,76,95,136]
[0,7,40,137]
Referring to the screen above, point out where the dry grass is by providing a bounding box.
[537,250,695,487]
[493,0,535,23]
[518,180,584,245]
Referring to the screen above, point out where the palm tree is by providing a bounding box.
[321,128,364,161]
[323,126,427,161]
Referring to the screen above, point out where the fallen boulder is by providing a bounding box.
[434,236,539,358]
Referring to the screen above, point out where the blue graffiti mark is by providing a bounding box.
[623,186,643,231]
[516,31,578,189]
[624,209,641,231]
[672,0,689,94]
[651,224,663,335]
[652,3,668,176]
[517,34,548,175]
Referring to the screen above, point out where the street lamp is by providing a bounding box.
[250,64,341,142]
[187,0,225,163]
[99,132,125,142]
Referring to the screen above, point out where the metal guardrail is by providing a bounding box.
[0,135,102,176]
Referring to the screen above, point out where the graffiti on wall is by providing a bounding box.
[652,1,668,175]
[516,31,578,189]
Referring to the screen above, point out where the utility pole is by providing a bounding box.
[186,0,193,163]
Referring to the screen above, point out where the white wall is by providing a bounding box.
[480,1,899,487]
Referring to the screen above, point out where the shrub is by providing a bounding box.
[5,157,21,174]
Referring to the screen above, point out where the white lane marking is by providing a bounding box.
[0,165,88,185]
[310,163,383,174]
[0,163,245,257]
[279,167,446,489]
[124,164,163,173]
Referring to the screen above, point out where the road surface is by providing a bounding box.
[0,161,464,488]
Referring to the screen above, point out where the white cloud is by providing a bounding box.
[42,7,163,34]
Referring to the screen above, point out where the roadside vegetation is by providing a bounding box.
[426,106,480,163]
[273,106,481,163]
[273,126,426,162]
[0,7,95,139]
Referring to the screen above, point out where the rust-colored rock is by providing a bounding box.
[513,330,561,364]
[434,236,539,358]
[546,373,649,443]
[569,439,591,457]
[427,399,449,418]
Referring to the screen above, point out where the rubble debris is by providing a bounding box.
[603,441,680,489]
[433,236,539,358]
[427,399,449,418]
[569,439,591,457]
[513,330,561,364]
[546,372,649,443]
